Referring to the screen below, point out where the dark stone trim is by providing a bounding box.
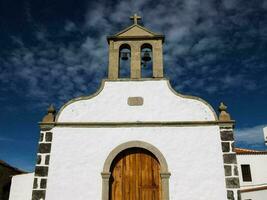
[220,127,240,199]
[35,166,49,177]
[40,179,47,189]
[40,120,235,128]
[225,177,240,188]
[224,165,232,176]
[40,124,55,131]
[39,133,44,142]
[39,143,51,153]
[234,166,238,176]
[222,142,230,152]
[37,155,41,165]
[227,190,234,200]
[45,155,50,165]
[220,131,234,141]
[32,190,46,200]
[223,154,237,164]
[219,126,233,130]
[33,178,38,189]
[31,130,53,200]
[45,132,53,142]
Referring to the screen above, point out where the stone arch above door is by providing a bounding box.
[101,141,171,200]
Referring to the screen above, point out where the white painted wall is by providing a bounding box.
[264,127,267,146]
[45,126,227,200]
[241,189,267,200]
[9,173,34,200]
[237,154,267,187]
[57,80,216,122]
[237,154,267,200]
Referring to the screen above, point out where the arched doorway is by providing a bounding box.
[101,141,170,200]
[109,148,161,200]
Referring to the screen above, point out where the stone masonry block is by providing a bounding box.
[39,143,51,153]
[224,165,232,176]
[45,132,53,142]
[224,154,237,164]
[45,155,50,165]
[40,178,47,189]
[32,190,46,200]
[221,131,234,141]
[226,177,240,188]
[39,133,44,142]
[227,190,234,200]
[37,155,41,165]
[234,166,239,176]
[222,142,230,152]
[35,166,49,177]
[33,178,38,189]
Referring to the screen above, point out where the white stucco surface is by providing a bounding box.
[45,126,227,200]
[241,189,267,200]
[57,80,216,122]
[9,173,34,200]
[237,154,267,188]
[237,154,267,200]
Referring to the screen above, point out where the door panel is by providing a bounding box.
[109,148,161,200]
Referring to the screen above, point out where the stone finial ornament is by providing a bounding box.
[218,102,231,121]
[42,104,56,123]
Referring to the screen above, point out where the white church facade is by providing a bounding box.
[11,15,267,200]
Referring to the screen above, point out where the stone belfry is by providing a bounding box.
[107,14,164,79]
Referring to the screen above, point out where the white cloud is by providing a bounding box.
[2,0,266,111]
[235,125,267,147]
[64,21,77,32]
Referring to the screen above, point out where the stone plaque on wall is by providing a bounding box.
[127,97,144,106]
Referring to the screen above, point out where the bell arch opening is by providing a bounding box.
[141,43,153,78]
[101,141,171,200]
[119,43,131,78]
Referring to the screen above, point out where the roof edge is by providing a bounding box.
[235,147,267,155]
[107,24,165,43]
[0,160,27,173]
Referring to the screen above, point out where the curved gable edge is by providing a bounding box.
[55,80,106,122]
[56,79,218,122]
[166,80,218,121]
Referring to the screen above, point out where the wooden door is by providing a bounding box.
[109,148,161,200]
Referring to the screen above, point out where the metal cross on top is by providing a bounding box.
[130,14,141,24]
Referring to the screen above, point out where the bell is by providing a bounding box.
[121,52,129,60]
[142,50,151,62]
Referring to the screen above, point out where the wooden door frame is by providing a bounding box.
[101,141,171,200]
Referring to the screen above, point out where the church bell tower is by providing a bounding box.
[107,14,165,79]
[27,14,240,200]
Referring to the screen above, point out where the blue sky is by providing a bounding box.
[0,0,267,171]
